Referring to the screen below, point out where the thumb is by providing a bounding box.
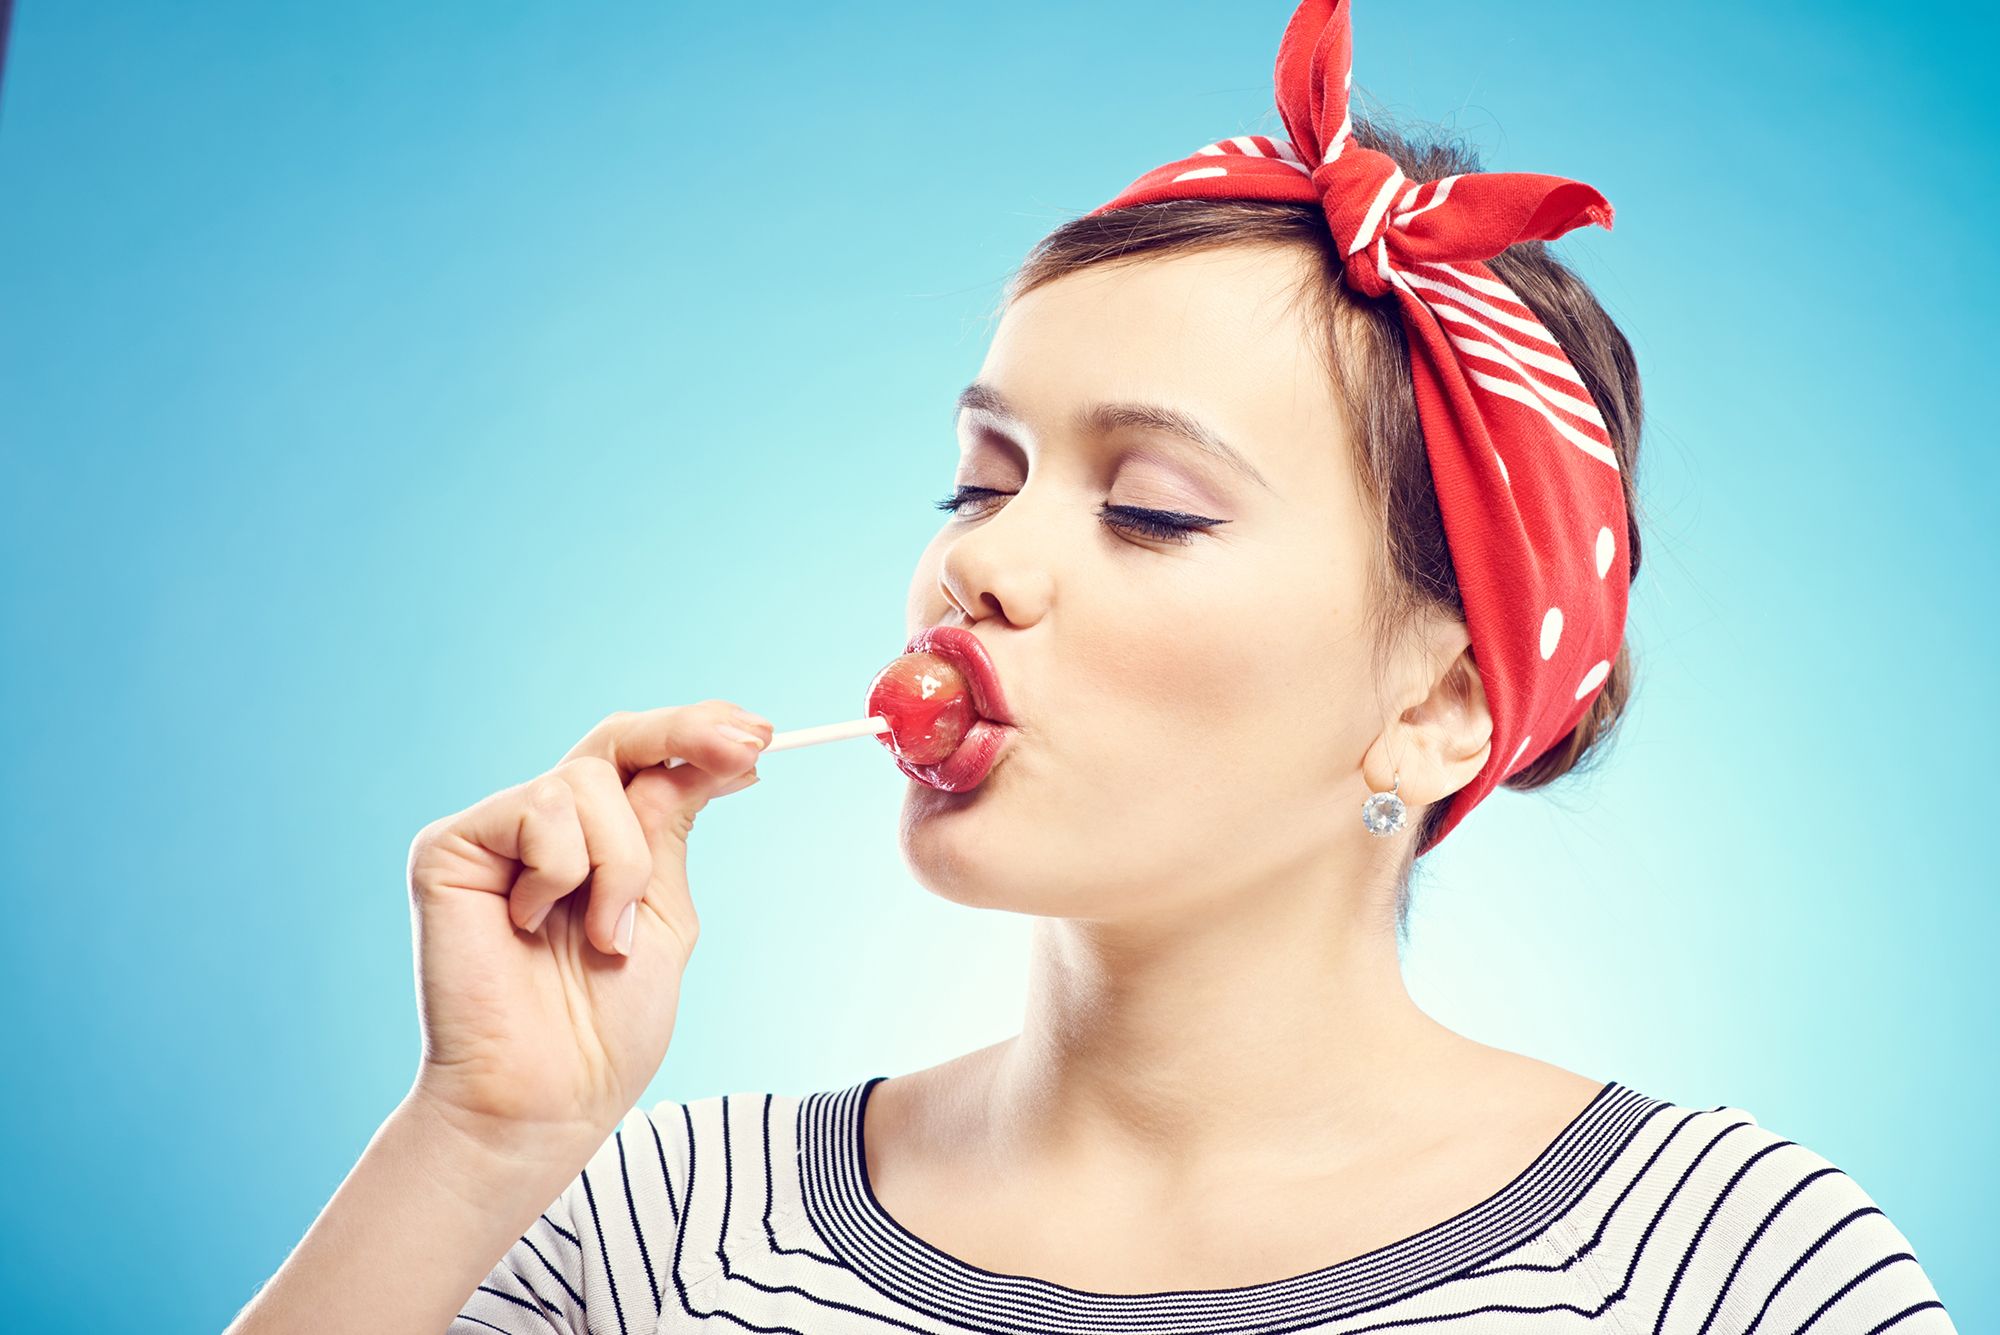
[620,758,754,955]
[624,752,752,841]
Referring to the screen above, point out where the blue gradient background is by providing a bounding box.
[2,2,1991,1329]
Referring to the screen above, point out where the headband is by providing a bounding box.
[1085,0,1630,855]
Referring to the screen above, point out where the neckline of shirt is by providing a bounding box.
[797,1072,1668,1333]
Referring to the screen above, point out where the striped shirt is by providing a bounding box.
[451,1074,1956,1333]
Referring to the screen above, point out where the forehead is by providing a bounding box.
[980,244,1349,484]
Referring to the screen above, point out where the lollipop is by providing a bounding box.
[864,652,977,765]
[666,628,1014,791]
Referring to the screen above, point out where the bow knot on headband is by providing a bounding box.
[1309,152,1613,303]
[1084,0,1631,854]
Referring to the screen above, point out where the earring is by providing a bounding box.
[1361,770,1407,837]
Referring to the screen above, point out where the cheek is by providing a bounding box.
[903,540,946,634]
[1105,563,1306,717]
[1088,562,1365,778]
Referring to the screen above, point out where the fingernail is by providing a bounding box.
[525,902,553,934]
[614,901,636,956]
[715,721,766,749]
[715,769,760,796]
[733,709,772,730]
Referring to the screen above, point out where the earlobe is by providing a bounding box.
[1361,768,1409,836]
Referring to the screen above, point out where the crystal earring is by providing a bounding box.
[1361,770,1407,837]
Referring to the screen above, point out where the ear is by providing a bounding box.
[1365,638,1494,807]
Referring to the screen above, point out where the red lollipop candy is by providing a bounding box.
[864,652,977,766]
[680,631,1010,792]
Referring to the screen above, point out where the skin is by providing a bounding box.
[223,702,774,1334]
[878,242,1607,1291]
[224,241,1606,1327]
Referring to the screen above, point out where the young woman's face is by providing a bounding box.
[900,244,1405,921]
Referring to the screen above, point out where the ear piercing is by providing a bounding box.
[1362,770,1407,837]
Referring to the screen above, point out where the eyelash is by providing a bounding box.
[932,485,1224,546]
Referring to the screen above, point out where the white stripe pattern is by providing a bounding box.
[1142,116,1618,481]
[1420,296,1591,388]
[1347,166,1408,256]
[1446,334,1605,429]
[1391,173,1459,228]
[1462,368,1619,468]
[1187,134,1311,178]
[1323,69,1356,166]
[452,1080,1959,1333]
[1380,259,1619,471]
[1396,265,1570,347]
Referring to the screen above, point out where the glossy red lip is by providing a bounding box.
[893,717,1014,792]
[905,625,1017,727]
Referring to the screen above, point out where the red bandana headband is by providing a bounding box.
[1086,0,1629,855]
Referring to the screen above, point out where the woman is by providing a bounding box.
[228,3,1955,1332]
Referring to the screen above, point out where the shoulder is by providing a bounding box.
[614,1086,826,1203]
[1593,1094,1957,1330]
[632,1086,817,1141]
[1663,1100,1931,1242]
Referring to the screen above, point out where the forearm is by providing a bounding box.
[224,1091,603,1335]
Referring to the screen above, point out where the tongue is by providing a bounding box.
[865,651,979,766]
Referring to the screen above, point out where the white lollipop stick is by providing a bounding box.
[760,714,893,753]
[665,715,890,768]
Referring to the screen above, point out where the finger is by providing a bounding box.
[551,755,654,956]
[621,762,711,958]
[501,776,591,931]
[713,766,761,797]
[561,700,771,786]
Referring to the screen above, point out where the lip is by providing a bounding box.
[906,625,1017,727]
[893,717,1014,793]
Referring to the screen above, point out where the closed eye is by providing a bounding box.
[932,485,1227,546]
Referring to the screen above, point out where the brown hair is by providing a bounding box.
[1002,115,1646,942]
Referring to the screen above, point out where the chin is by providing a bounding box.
[896,800,1062,914]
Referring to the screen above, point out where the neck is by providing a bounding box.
[983,875,1473,1179]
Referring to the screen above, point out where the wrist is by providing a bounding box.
[222,1091,614,1335]
[395,1088,611,1209]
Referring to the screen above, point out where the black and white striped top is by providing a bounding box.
[451,1075,1956,1333]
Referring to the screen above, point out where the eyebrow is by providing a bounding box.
[953,381,1274,493]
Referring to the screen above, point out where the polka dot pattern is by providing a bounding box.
[1087,0,1630,856]
[1574,659,1611,699]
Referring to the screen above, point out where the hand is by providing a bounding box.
[402,700,771,1150]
